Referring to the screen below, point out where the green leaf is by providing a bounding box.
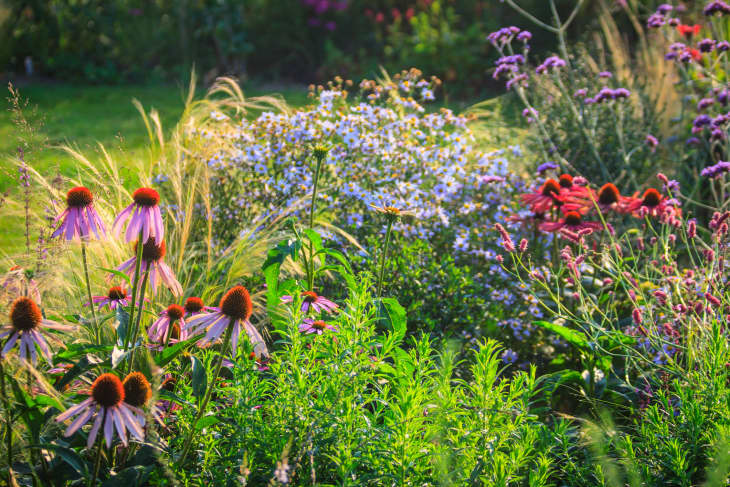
[35,443,89,478]
[115,307,130,346]
[56,354,104,391]
[98,267,131,287]
[378,297,407,345]
[101,465,152,486]
[191,356,207,399]
[262,238,303,330]
[533,321,589,351]
[303,228,323,253]
[154,337,195,368]
[314,248,352,273]
[196,415,220,430]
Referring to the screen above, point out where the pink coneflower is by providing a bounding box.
[1,297,72,364]
[185,286,267,357]
[112,187,164,245]
[114,239,182,296]
[184,296,214,316]
[122,372,164,426]
[299,318,338,335]
[281,290,339,314]
[148,304,186,343]
[51,187,107,241]
[539,210,603,235]
[89,286,130,311]
[0,265,41,304]
[55,373,144,448]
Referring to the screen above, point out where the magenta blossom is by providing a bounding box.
[113,239,182,296]
[51,187,107,241]
[281,290,338,314]
[299,318,338,335]
[89,286,131,311]
[112,187,164,245]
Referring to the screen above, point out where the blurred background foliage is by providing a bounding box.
[0,0,638,98]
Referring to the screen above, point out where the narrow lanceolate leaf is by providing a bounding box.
[533,321,589,351]
[191,356,207,399]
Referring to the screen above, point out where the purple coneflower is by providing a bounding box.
[89,286,130,311]
[184,296,214,316]
[0,266,41,304]
[55,373,144,448]
[122,372,164,425]
[281,290,339,314]
[51,187,107,241]
[148,304,186,344]
[185,286,267,357]
[1,297,72,364]
[112,187,164,245]
[299,318,338,335]
[114,239,182,296]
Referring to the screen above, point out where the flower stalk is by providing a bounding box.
[123,230,145,353]
[177,318,235,465]
[376,217,394,298]
[81,243,100,345]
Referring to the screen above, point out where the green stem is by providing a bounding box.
[126,271,149,374]
[0,362,11,484]
[88,417,105,487]
[307,154,324,291]
[123,231,145,352]
[162,318,177,349]
[178,318,235,466]
[81,243,100,345]
[376,218,394,298]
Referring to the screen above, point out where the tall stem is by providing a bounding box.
[81,243,100,345]
[123,231,145,352]
[376,218,394,298]
[88,415,105,487]
[126,271,149,374]
[178,318,234,465]
[0,362,11,484]
[307,154,324,291]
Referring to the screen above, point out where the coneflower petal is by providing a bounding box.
[63,407,95,437]
[103,409,115,448]
[31,329,51,361]
[118,404,144,440]
[87,407,104,449]
[230,320,241,355]
[112,408,128,447]
[112,204,134,236]
[244,320,268,358]
[1,332,19,357]
[56,397,94,422]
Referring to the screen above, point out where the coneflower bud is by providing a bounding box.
[122,372,152,408]
[657,173,669,185]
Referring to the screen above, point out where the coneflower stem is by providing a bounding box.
[126,271,149,375]
[178,318,235,466]
[81,243,100,345]
[0,362,12,483]
[307,153,324,291]
[88,416,105,487]
[162,318,176,349]
[376,218,394,298]
[123,230,145,353]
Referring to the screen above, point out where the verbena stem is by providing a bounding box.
[81,243,100,345]
[177,317,235,465]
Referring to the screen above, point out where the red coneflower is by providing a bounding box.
[539,210,603,235]
[184,297,212,316]
[676,24,701,38]
[623,188,679,218]
[558,174,574,188]
[56,373,144,448]
[520,179,564,213]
